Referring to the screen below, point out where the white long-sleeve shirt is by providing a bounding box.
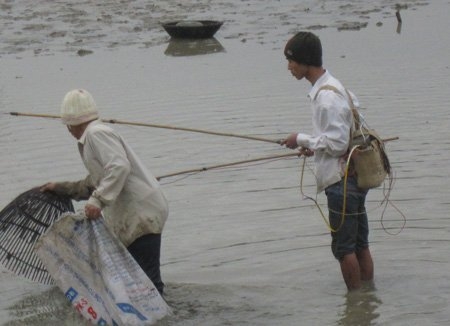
[296,70,358,193]
[77,121,168,246]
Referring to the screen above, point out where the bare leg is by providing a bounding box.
[340,253,362,291]
[356,247,374,282]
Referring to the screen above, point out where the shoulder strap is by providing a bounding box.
[314,85,360,129]
[313,85,341,101]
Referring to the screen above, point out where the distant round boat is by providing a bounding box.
[161,20,223,39]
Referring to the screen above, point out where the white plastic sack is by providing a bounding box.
[34,213,171,325]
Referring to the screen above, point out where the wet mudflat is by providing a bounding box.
[1,0,450,325]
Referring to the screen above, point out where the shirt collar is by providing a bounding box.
[78,119,99,145]
[308,69,331,100]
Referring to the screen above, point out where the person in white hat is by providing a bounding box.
[41,89,169,295]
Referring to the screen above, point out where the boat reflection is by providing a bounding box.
[164,37,225,57]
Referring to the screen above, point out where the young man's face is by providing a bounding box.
[287,59,308,80]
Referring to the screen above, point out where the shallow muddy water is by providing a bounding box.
[1,0,450,325]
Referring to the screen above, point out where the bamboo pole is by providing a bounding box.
[382,136,399,142]
[156,136,400,180]
[8,111,399,146]
[156,152,301,180]
[9,112,60,119]
[8,111,282,144]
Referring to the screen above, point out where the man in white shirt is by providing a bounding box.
[281,32,374,291]
[41,89,169,295]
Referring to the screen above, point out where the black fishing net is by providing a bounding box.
[0,187,74,284]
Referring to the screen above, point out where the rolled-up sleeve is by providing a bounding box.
[52,175,95,201]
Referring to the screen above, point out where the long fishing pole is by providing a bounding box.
[8,111,282,144]
[9,110,399,152]
[156,136,400,180]
[8,112,399,145]
[156,152,301,180]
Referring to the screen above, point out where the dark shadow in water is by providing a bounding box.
[395,8,403,34]
[164,38,225,57]
[396,22,402,34]
[337,283,382,326]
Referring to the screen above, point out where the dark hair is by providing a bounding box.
[284,32,322,67]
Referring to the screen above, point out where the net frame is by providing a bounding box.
[0,187,74,284]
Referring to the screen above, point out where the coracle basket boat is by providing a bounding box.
[161,20,223,39]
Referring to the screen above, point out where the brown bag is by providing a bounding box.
[316,85,391,189]
[350,128,390,189]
